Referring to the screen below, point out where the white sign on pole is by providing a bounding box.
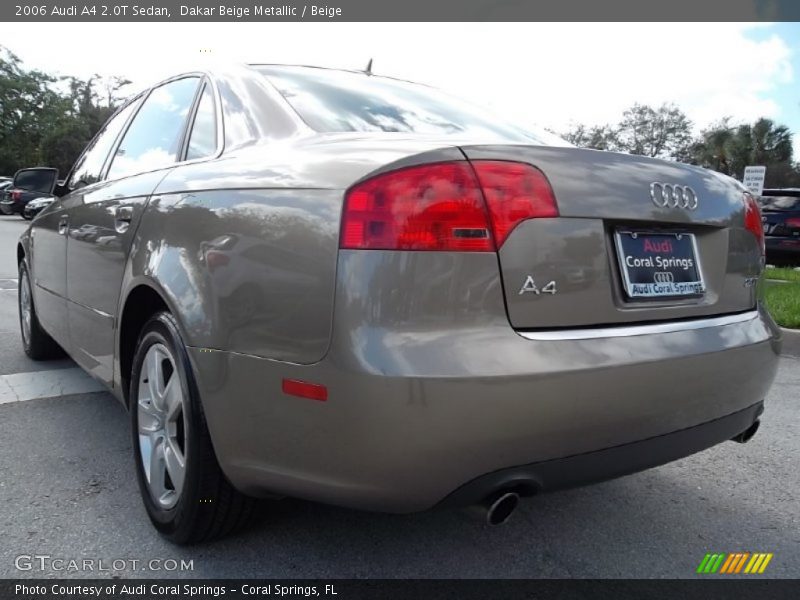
[743,166,766,196]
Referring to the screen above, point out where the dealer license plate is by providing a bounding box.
[615,231,705,298]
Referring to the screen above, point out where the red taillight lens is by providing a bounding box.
[11,190,21,201]
[471,160,559,248]
[743,193,765,255]
[786,217,800,229]
[340,160,558,251]
[341,162,492,251]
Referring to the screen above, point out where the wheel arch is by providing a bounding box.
[117,281,189,408]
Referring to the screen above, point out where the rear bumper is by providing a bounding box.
[438,401,763,507]
[766,236,800,258]
[187,306,781,513]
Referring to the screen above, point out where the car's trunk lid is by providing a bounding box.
[460,145,761,330]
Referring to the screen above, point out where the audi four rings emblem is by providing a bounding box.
[650,182,699,210]
[654,271,675,284]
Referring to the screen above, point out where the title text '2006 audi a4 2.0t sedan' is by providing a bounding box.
[15,64,780,543]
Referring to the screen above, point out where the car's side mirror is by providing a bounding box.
[13,167,59,195]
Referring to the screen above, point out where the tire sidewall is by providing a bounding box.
[18,262,34,355]
[130,312,203,535]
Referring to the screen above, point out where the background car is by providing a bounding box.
[760,188,800,265]
[22,195,55,220]
[0,171,58,217]
[15,64,779,544]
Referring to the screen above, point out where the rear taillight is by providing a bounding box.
[11,190,21,202]
[786,217,800,230]
[471,161,559,248]
[341,162,492,251]
[340,161,558,251]
[743,192,765,256]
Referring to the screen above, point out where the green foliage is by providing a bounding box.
[616,103,694,159]
[563,124,619,151]
[691,117,799,186]
[764,281,800,329]
[564,103,694,159]
[0,45,130,178]
[765,267,800,283]
[564,104,800,187]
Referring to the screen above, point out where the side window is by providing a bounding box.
[66,98,140,190]
[186,84,217,160]
[107,77,200,180]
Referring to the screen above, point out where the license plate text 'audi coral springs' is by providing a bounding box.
[15,64,781,543]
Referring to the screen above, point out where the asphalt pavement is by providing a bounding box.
[0,214,797,579]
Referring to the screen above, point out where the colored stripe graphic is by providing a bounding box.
[759,554,773,573]
[720,553,737,573]
[719,554,736,573]
[699,552,773,574]
[709,554,725,573]
[696,554,713,573]
[744,554,760,574]
[734,553,750,573]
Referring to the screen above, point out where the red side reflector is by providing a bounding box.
[282,378,328,402]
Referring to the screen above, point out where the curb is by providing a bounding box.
[780,327,800,359]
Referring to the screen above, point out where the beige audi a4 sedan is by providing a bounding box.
[15,64,780,543]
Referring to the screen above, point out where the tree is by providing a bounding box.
[0,44,130,177]
[690,117,799,187]
[564,104,800,186]
[563,123,619,151]
[0,46,68,173]
[615,103,693,159]
[564,103,693,160]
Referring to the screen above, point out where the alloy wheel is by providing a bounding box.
[137,343,188,509]
[19,272,32,346]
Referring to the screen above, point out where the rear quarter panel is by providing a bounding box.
[121,139,464,364]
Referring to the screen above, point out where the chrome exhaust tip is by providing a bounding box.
[731,419,760,444]
[484,492,520,526]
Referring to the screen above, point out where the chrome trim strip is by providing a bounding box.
[517,311,759,341]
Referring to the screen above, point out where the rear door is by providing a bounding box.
[64,76,201,385]
[30,101,141,348]
[460,145,761,329]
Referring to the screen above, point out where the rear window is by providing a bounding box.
[760,195,800,210]
[258,65,558,145]
[13,170,54,193]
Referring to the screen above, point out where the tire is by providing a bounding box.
[18,262,61,360]
[22,212,32,220]
[130,311,255,544]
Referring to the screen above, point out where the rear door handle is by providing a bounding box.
[58,215,69,235]
[114,205,133,233]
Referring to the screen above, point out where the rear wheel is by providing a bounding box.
[130,311,255,544]
[18,262,61,359]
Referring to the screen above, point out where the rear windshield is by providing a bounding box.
[14,170,54,193]
[760,195,800,210]
[258,65,560,145]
